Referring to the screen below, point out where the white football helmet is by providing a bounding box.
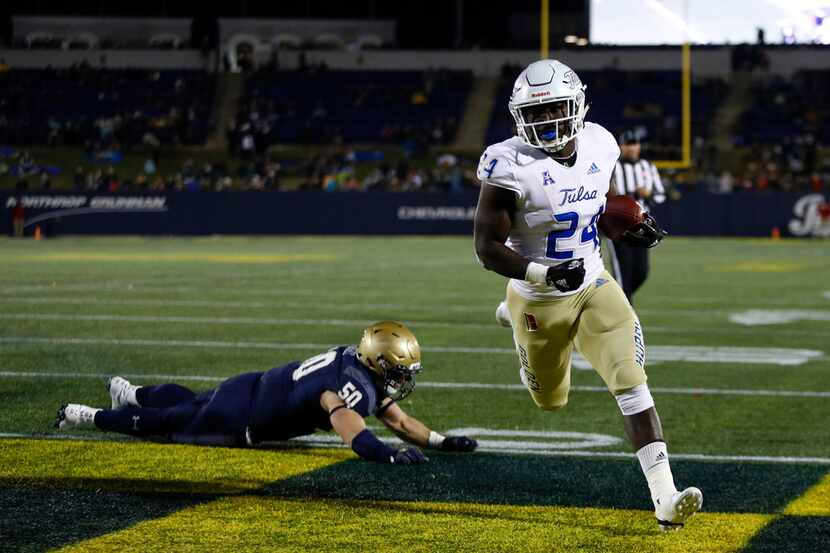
[508,59,588,153]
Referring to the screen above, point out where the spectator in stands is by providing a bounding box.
[144,157,157,176]
[18,150,35,176]
[72,166,86,190]
[39,170,51,191]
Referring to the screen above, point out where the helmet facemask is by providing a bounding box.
[376,356,421,401]
[510,91,587,153]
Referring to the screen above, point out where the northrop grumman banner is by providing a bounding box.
[2,191,827,237]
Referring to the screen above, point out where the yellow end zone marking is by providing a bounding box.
[783,472,830,516]
[55,497,772,553]
[0,438,351,494]
[707,262,807,273]
[10,253,336,264]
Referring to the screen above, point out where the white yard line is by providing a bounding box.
[0,295,494,313]
[0,336,822,366]
[1,431,829,465]
[0,295,738,317]
[5,311,830,338]
[1,370,829,398]
[0,313,499,331]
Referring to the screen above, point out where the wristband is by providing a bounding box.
[525,262,549,285]
[329,404,348,416]
[428,431,446,449]
[351,429,396,463]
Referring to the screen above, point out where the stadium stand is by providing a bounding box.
[234,68,472,149]
[0,65,214,147]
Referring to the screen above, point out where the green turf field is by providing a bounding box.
[1,235,829,552]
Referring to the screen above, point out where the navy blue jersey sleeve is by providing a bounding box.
[336,358,380,418]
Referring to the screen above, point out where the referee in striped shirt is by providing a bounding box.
[608,130,666,303]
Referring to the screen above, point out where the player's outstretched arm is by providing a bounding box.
[320,391,427,465]
[376,399,478,453]
[473,184,529,280]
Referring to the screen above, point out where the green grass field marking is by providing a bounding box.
[10,253,338,264]
[0,486,206,553]
[0,438,351,495]
[1,235,829,551]
[265,453,828,514]
[51,496,774,553]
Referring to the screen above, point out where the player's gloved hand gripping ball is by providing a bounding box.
[599,195,668,248]
[546,259,586,292]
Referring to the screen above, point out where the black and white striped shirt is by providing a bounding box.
[612,159,665,211]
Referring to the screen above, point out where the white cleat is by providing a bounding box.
[495,301,512,328]
[107,376,138,409]
[656,487,703,532]
[54,403,99,430]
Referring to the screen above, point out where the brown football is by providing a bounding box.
[598,195,645,240]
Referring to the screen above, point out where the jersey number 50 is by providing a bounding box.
[292,350,338,381]
[338,382,363,408]
[546,207,603,260]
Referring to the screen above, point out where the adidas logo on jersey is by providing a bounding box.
[587,163,601,175]
[542,170,555,186]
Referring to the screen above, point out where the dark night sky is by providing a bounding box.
[1,1,590,49]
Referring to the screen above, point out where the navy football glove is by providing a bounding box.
[546,258,585,292]
[439,436,478,452]
[622,213,668,249]
[392,446,429,465]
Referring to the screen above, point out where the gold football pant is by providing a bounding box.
[505,270,647,410]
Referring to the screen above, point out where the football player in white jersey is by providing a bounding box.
[473,59,701,531]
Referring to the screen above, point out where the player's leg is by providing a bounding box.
[574,272,702,530]
[610,240,635,301]
[628,247,650,300]
[56,401,200,438]
[505,284,579,410]
[175,372,261,446]
[108,376,197,409]
[136,384,198,408]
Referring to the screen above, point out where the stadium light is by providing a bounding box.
[644,0,710,43]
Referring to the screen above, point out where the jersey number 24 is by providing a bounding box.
[546,207,603,260]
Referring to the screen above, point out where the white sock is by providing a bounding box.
[636,441,677,510]
[126,385,139,406]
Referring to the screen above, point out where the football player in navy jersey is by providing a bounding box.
[55,321,477,465]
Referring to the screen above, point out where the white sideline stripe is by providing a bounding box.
[1,432,829,465]
[729,309,830,326]
[2,370,829,398]
[0,336,822,366]
[0,313,499,331]
[6,311,830,339]
[0,296,496,313]
[0,295,739,317]
[0,336,513,355]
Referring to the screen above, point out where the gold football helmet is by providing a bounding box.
[356,321,422,400]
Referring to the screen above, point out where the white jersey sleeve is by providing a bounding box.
[476,142,525,200]
[592,124,621,173]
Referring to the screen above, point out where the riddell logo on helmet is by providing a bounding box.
[531,91,551,98]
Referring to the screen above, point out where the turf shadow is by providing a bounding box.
[265,452,828,513]
[740,515,830,553]
[0,486,210,553]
